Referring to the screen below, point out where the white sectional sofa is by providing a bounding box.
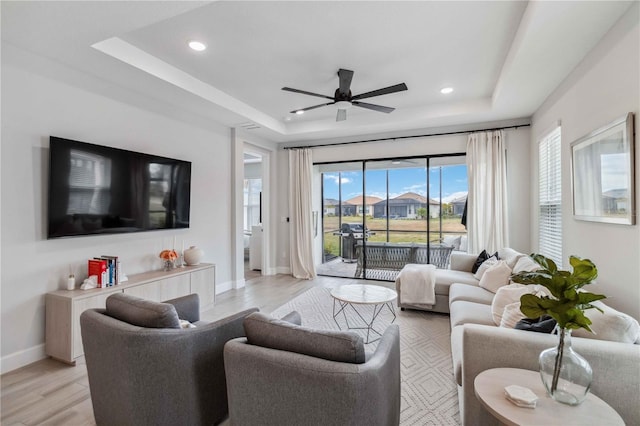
[434,249,640,426]
[396,247,526,313]
[397,247,640,425]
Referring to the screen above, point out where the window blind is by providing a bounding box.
[538,127,562,267]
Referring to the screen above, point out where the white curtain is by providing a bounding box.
[288,148,316,279]
[466,130,509,254]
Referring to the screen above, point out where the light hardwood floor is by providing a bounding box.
[1,273,388,426]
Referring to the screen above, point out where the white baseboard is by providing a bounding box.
[276,266,291,275]
[216,279,253,293]
[216,280,233,294]
[1,343,46,374]
[259,266,274,275]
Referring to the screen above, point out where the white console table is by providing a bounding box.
[45,263,215,364]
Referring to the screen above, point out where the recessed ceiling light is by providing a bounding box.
[284,116,292,122]
[188,40,207,52]
[440,87,454,94]
[295,110,305,115]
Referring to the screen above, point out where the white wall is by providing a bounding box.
[531,4,639,320]
[276,149,292,273]
[277,127,532,271]
[1,57,236,371]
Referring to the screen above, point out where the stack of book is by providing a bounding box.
[87,255,119,288]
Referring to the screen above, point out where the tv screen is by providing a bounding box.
[48,136,191,239]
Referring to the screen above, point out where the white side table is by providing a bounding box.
[474,368,624,426]
[330,284,397,344]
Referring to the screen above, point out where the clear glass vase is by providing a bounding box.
[539,326,593,405]
[162,259,175,271]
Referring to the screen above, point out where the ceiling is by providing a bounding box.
[1,1,633,144]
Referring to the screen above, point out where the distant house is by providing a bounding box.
[323,198,339,216]
[373,192,441,219]
[451,194,468,216]
[602,189,628,214]
[343,195,383,216]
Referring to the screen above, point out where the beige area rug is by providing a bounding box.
[271,286,460,425]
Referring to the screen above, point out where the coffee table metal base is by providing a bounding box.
[332,299,396,344]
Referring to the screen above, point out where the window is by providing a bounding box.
[538,127,562,267]
[148,163,173,228]
[67,150,111,215]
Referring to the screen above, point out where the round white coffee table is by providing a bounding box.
[330,284,397,344]
[474,368,624,426]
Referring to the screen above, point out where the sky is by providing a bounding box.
[600,153,630,192]
[323,164,468,203]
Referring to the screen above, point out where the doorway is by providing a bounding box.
[243,152,262,279]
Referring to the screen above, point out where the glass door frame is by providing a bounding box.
[317,152,466,280]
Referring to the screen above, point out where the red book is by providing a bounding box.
[88,259,108,287]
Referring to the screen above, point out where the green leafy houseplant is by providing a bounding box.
[511,254,606,400]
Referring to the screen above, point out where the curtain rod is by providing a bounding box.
[282,123,530,150]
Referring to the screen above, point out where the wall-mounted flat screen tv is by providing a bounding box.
[48,136,191,239]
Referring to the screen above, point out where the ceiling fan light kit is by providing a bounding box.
[282,68,407,122]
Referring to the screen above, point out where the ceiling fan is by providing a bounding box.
[282,68,408,122]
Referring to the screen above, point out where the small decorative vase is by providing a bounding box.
[183,246,204,265]
[539,326,592,405]
[163,259,174,271]
[66,274,76,290]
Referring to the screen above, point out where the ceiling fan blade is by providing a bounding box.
[282,87,334,100]
[352,101,395,113]
[289,102,335,114]
[351,83,408,101]
[338,69,354,96]
[336,109,347,122]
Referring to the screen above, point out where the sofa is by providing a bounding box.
[224,311,401,426]
[81,293,259,426]
[440,251,640,425]
[396,247,528,313]
[354,242,455,278]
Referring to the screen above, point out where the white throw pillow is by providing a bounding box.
[443,235,462,250]
[500,302,527,329]
[179,319,196,329]
[573,301,640,343]
[498,248,526,269]
[491,284,551,326]
[473,256,498,280]
[512,256,541,274]
[478,260,512,293]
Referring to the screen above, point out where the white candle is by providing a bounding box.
[181,240,184,255]
[173,236,176,250]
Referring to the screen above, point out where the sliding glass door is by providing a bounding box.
[320,162,364,278]
[318,155,467,280]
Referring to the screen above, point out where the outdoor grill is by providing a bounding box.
[334,223,373,262]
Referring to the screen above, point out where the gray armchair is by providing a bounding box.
[224,312,401,426]
[80,292,258,426]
